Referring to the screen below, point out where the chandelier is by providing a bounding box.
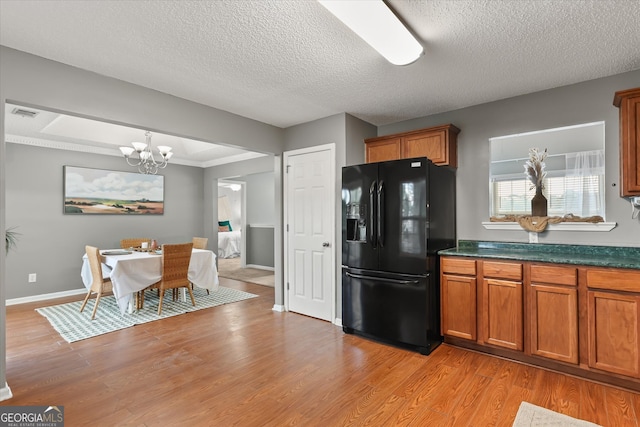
[119,131,173,175]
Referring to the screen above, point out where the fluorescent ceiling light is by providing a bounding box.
[319,0,423,66]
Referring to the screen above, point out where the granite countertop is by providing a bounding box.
[439,240,640,270]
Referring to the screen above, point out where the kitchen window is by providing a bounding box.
[489,122,606,219]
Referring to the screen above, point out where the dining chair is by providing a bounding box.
[190,237,210,294]
[192,237,208,249]
[80,245,113,320]
[139,242,195,315]
[120,238,151,249]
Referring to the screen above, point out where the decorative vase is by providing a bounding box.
[531,186,547,217]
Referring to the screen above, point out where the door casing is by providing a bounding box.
[283,143,336,322]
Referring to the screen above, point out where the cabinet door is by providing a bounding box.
[614,87,640,196]
[530,284,578,364]
[365,137,400,163]
[484,278,523,351]
[402,131,447,164]
[441,274,476,340]
[588,290,640,378]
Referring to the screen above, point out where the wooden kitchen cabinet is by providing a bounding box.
[364,136,401,163]
[586,268,640,378]
[529,264,578,364]
[441,258,477,340]
[440,254,640,391]
[482,261,523,351]
[613,87,640,196]
[365,124,459,167]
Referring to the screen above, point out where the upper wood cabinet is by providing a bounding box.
[613,87,640,197]
[365,124,460,167]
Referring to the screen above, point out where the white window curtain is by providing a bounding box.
[565,150,605,217]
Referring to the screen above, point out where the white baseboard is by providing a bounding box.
[272,304,285,312]
[6,288,86,306]
[0,383,13,401]
[246,264,274,272]
[333,317,342,327]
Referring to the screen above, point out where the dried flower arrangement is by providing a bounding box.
[524,147,547,190]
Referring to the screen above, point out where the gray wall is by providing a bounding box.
[245,172,275,267]
[379,70,640,247]
[245,171,275,226]
[5,143,204,299]
[345,113,376,166]
[246,227,275,268]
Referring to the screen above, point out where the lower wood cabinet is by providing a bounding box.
[484,278,523,351]
[586,268,640,379]
[440,256,640,390]
[481,261,523,351]
[588,290,640,378]
[529,264,578,364]
[441,258,476,340]
[530,284,578,364]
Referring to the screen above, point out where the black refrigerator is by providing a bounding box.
[341,157,456,355]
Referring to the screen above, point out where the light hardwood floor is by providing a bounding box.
[3,278,639,426]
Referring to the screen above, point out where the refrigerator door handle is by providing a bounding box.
[345,271,420,285]
[377,180,384,248]
[369,181,377,247]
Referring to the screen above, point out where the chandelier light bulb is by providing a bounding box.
[131,142,147,152]
[119,146,135,157]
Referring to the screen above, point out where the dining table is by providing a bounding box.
[81,248,219,314]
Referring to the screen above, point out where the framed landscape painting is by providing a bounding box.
[63,166,164,214]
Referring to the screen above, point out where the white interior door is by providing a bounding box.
[284,144,335,322]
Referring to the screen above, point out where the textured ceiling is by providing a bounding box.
[1,0,639,131]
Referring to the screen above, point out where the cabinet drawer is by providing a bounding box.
[530,264,577,286]
[586,269,640,292]
[483,261,522,281]
[442,257,476,276]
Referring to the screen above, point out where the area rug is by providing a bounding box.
[36,286,257,343]
[217,257,274,287]
[513,402,602,427]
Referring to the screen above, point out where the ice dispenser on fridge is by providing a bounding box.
[346,203,367,242]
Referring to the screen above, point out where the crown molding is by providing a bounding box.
[5,134,205,168]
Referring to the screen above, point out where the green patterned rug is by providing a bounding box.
[36,286,257,343]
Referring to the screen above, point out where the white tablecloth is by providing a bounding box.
[81,248,219,314]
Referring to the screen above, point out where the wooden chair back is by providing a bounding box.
[81,245,113,319]
[192,237,208,250]
[137,242,196,314]
[120,238,151,249]
[159,243,193,290]
[85,245,112,293]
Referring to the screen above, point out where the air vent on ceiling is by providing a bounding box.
[11,107,39,118]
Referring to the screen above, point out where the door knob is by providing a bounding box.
[322,242,330,247]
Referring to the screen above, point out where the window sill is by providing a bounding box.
[482,221,616,232]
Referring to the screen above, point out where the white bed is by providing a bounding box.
[218,230,241,258]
